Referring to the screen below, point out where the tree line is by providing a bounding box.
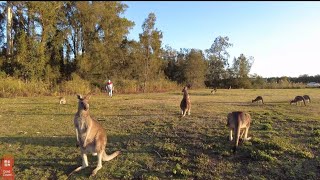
[0,1,317,94]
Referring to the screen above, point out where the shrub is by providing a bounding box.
[0,77,50,97]
[112,78,180,94]
[60,73,91,95]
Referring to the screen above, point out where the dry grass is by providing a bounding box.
[0,88,319,179]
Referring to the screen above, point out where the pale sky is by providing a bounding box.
[122,1,320,78]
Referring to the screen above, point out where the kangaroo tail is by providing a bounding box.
[102,150,121,161]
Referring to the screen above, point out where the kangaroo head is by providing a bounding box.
[182,86,188,93]
[77,94,91,111]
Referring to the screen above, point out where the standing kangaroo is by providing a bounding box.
[290,96,306,106]
[252,96,264,104]
[69,94,120,177]
[226,111,252,153]
[180,86,191,117]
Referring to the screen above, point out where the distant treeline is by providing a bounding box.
[282,75,320,84]
[0,2,317,97]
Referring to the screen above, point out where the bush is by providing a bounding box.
[112,78,180,94]
[0,75,180,97]
[60,73,91,95]
[0,77,50,97]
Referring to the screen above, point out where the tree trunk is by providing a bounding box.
[6,2,13,57]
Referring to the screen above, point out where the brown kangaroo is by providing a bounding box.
[290,96,306,106]
[211,87,217,94]
[59,97,66,104]
[180,86,191,117]
[69,94,120,177]
[226,111,252,153]
[252,96,264,104]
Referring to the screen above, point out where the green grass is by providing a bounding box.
[0,88,320,179]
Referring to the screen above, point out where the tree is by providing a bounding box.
[6,1,13,57]
[205,36,233,87]
[139,12,163,92]
[251,73,266,89]
[232,54,254,88]
[184,49,207,88]
[163,45,179,81]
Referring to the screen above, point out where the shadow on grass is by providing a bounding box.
[0,136,76,147]
[1,134,130,178]
[1,112,74,116]
[0,134,131,147]
[7,102,60,105]
[1,112,180,117]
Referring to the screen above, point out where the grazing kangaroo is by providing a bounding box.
[59,97,66,104]
[252,96,264,104]
[180,86,191,117]
[69,94,120,177]
[303,95,311,103]
[290,96,306,106]
[211,87,217,94]
[226,111,252,153]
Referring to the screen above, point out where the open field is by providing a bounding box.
[0,88,320,179]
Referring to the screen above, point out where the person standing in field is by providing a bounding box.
[106,80,113,97]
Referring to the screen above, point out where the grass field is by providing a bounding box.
[0,88,320,180]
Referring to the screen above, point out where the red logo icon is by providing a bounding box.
[0,154,14,180]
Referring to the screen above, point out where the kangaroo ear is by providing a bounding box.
[77,94,83,100]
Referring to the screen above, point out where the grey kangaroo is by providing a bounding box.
[226,111,252,153]
[69,94,120,177]
[180,86,191,117]
[252,96,264,104]
[303,95,311,103]
[290,96,306,106]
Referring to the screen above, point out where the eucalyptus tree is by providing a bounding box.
[139,12,163,92]
[65,1,134,83]
[231,53,254,88]
[183,49,207,88]
[205,36,233,87]
[163,45,179,82]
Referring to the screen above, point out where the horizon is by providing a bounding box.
[122,1,320,78]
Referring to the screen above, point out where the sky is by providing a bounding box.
[121,1,320,78]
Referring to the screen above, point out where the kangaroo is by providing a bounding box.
[59,97,66,105]
[69,94,120,177]
[290,96,306,106]
[180,86,191,117]
[211,87,217,94]
[303,95,311,103]
[226,111,252,153]
[252,96,264,104]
